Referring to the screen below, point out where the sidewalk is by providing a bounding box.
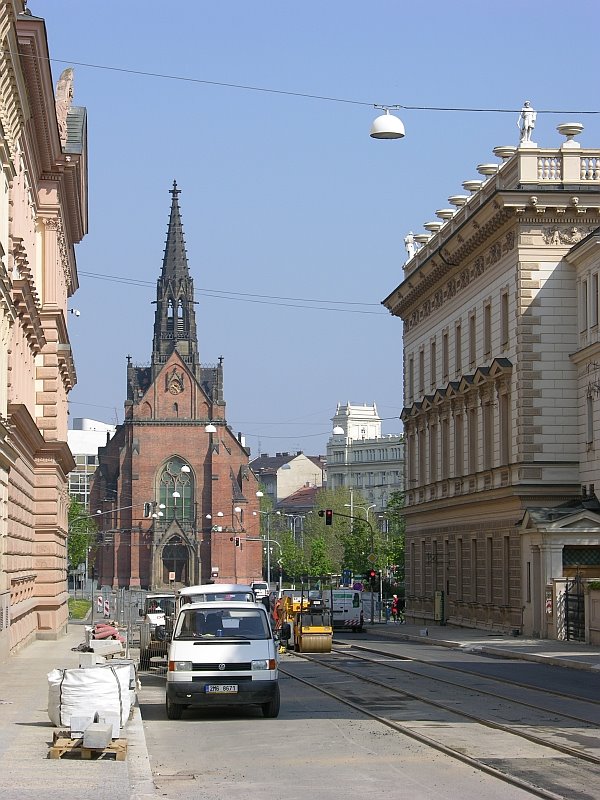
[0,621,156,800]
[356,621,600,671]
[2,618,600,800]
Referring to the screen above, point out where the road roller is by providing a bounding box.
[293,587,333,653]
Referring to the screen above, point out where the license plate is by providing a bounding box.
[205,684,238,694]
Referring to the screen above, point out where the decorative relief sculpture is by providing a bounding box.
[404,231,516,332]
[542,225,595,245]
[55,68,74,146]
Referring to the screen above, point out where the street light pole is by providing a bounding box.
[254,493,281,588]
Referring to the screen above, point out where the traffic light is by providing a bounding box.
[235,536,241,547]
[325,509,333,526]
[368,568,377,587]
[143,502,152,518]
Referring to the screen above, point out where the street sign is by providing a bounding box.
[367,552,376,564]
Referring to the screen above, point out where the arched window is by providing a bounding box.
[159,457,193,522]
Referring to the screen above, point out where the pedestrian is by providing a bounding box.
[391,594,399,624]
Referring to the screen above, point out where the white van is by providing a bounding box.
[176,584,255,612]
[166,600,280,720]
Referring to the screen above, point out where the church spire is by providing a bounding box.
[152,181,200,380]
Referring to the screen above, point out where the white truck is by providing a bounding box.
[329,588,364,632]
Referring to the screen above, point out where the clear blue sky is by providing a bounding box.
[35,0,600,457]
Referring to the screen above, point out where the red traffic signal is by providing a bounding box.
[368,569,377,579]
[325,509,333,526]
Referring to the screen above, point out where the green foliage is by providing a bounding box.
[339,519,370,573]
[68,598,92,619]
[383,491,405,581]
[68,498,97,571]
[308,535,334,576]
[255,485,406,587]
[587,580,600,592]
[279,530,308,580]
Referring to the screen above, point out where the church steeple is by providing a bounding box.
[152,181,200,380]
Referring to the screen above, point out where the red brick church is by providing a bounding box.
[91,183,262,589]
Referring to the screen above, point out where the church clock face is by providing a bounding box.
[169,379,183,395]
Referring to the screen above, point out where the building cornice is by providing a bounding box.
[383,144,600,321]
[11,237,45,353]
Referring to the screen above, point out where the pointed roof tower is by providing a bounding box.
[152,181,200,381]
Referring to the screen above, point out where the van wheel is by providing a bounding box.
[262,685,280,718]
[166,696,183,720]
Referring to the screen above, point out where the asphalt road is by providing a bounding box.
[138,651,545,800]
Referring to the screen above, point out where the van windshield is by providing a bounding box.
[145,597,176,616]
[174,607,270,640]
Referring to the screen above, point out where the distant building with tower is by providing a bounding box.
[326,403,404,514]
[91,183,261,589]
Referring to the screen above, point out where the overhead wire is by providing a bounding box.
[77,270,388,315]
[9,48,600,116]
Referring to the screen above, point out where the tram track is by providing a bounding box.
[331,643,600,728]
[279,647,600,800]
[346,637,600,709]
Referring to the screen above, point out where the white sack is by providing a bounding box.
[47,664,131,728]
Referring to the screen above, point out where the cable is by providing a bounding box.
[77,270,388,315]
[10,49,600,116]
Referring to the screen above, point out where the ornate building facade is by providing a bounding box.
[0,3,87,658]
[92,184,262,589]
[326,403,404,514]
[384,122,600,639]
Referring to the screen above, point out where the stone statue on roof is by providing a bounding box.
[518,100,536,145]
[55,68,74,146]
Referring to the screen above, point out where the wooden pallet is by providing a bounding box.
[48,730,128,761]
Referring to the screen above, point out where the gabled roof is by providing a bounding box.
[519,495,600,530]
[250,452,324,475]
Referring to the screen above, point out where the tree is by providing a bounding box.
[307,535,334,577]
[383,490,405,584]
[304,486,366,572]
[68,498,97,573]
[339,518,371,574]
[279,529,308,581]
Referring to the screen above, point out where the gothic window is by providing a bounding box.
[159,457,194,522]
[167,299,174,332]
[177,300,185,334]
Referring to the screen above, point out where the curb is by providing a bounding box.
[127,703,158,800]
[353,628,600,673]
